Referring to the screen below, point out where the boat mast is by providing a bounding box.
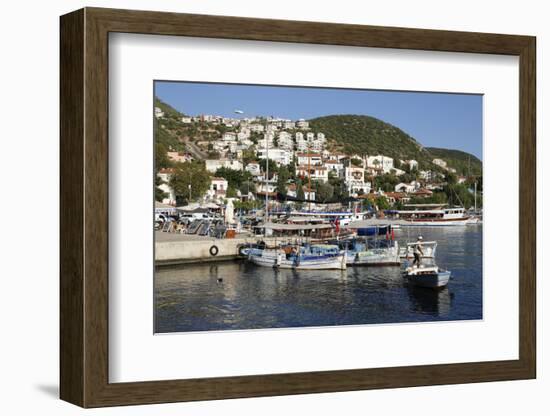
[265,117,269,237]
[474,180,477,212]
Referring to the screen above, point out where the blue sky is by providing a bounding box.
[155,81,483,159]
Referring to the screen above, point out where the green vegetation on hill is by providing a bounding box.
[426,147,482,176]
[309,114,431,166]
[309,115,482,176]
[154,97,186,158]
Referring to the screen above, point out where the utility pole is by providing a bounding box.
[307,140,311,212]
[188,170,192,203]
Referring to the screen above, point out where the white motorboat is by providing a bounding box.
[400,241,437,259]
[396,204,470,226]
[403,264,451,289]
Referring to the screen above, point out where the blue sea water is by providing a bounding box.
[155,226,482,333]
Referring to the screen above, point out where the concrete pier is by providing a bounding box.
[155,231,275,266]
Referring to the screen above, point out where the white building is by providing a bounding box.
[278,131,294,150]
[166,151,193,163]
[249,124,265,133]
[391,168,406,176]
[245,162,261,176]
[205,159,243,173]
[343,166,371,195]
[432,158,448,169]
[324,160,344,176]
[395,182,416,193]
[181,116,192,124]
[257,148,293,166]
[154,107,164,119]
[327,153,348,162]
[157,168,176,205]
[401,159,418,171]
[206,177,228,201]
[296,119,309,129]
[297,153,323,166]
[367,155,394,173]
[284,121,295,129]
[222,132,237,141]
[297,165,329,183]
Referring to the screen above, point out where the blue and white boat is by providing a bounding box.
[247,243,346,270]
[337,238,400,266]
[336,225,400,266]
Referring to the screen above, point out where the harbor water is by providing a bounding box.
[155,226,482,333]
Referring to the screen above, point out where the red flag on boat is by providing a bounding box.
[335,217,340,233]
[391,228,395,240]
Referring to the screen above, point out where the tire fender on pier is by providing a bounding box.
[209,245,219,256]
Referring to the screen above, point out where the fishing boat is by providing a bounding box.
[341,238,400,266]
[403,262,451,289]
[396,204,470,226]
[247,243,346,270]
[400,240,437,259]
[334,225,400,266]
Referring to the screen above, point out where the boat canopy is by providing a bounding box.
[255,222,333,231]
[356,225,392,236]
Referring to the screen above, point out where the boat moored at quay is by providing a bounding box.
[395,204,473,226]
[332,225,400,266]
[247,243,347,270]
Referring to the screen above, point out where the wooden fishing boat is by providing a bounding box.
[247,244,346,270]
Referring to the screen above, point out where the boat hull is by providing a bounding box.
[405,270,451,288]
[346,247,400,266]
[401,218,470,226]
[248,250,346,270]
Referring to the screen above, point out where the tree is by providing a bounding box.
[296,179,305,201]
[226,187,238,198]
[239,180,256,196]
[315,181,334,202]
[373,173,400,192]
[258,159,278,178]
[276,166,290,196]
[328,173,348,200]
[214,167,251,189]
[241,148,257,166]
[155,142,172,171]
[169,161,210,202]
[155,175,168,202]
[351,157,363,167]
[375,196,390,210]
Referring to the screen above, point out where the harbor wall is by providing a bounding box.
[155,236,279,266]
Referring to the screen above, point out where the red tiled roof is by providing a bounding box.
[158,168,175,174]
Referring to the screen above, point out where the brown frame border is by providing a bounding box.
[60,7,536,408]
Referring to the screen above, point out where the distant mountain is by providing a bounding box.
[309,114,481,174]
[426,147,482,176]
[308,114,431,165]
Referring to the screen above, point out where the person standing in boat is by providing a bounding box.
[413,236,424,267]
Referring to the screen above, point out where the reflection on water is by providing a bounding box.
[155,226,482,333]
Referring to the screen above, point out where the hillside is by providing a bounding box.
[154,97,187,153]
[309,115,432,166]
[426,147,482,176]
[309,114,481,174]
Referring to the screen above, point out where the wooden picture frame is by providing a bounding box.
[60,7,536,408]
